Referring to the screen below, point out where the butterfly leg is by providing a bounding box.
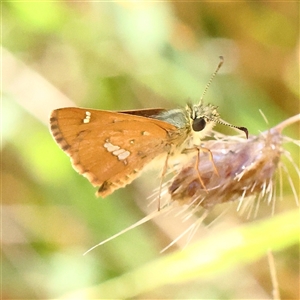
[182,146,219,193]
[195,146,220,193]
[194,147,209,193]
[199,146,219,177]
[158,152,170,211]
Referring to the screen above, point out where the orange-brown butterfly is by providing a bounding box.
[49,57,248,198]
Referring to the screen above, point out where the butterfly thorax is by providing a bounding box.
[151,102,220,155]
[150,108,191,149]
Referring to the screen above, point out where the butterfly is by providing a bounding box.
[49,57,248,198]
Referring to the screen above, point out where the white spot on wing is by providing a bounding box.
[104,142,120,152]
[104,141,131,161]
[112,149,126,156]
[118,150,130,160]
[83,111,91,124]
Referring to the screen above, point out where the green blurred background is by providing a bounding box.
[2,2,299,299]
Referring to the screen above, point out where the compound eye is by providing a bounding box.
[192,117,206,132]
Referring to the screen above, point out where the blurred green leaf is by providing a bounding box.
[8,2,66,32]
[62,209,299,299]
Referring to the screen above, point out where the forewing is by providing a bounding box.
[50,107,179,197]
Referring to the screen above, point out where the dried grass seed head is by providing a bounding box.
[168,114,300,210]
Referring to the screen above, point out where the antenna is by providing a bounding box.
[199,56,224,105]
[216,119,249,138]
[196,56,248,139]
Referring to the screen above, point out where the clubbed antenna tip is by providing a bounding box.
[218,56,224,68]
[238,126,248,139]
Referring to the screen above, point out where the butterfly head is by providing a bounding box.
[187,102,220,138]
[187,101,248,139]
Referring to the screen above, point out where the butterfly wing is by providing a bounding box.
[50,107,181,197]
